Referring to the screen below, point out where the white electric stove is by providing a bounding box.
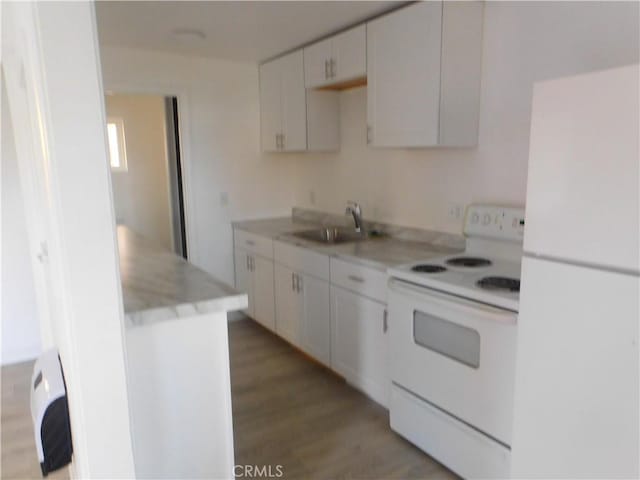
[388,205,524,311]
[387,205,525,479]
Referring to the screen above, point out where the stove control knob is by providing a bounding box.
[482,214,491,225]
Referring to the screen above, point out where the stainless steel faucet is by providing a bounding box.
[345,201,364,233]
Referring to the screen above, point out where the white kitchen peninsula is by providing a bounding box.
[117,226,247,479]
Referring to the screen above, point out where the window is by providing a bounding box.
[107,117,127,172]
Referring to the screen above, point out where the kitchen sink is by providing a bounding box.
[291,227,367,245]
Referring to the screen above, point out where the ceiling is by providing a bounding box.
[95,1,402,63]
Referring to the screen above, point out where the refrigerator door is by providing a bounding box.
[511,256,639,478]
[524,64,639,273]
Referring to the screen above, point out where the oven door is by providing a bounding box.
[388,278,517,446]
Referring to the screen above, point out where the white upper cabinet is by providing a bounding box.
[260,50,339,152]
[304,25,366,89]
[332,26,367,86]
[279,51,308,152]
[260,50,307,152]
[367,2,483,147]
[259,58,282,152]
[304,38,333,88]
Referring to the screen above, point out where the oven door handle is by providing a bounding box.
[388,278,517,325]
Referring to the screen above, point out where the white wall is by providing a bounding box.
[99,1,638,286]
[1,81,42,365]
[291,1,640,233]
[107,94,174,251]
[100,48,298,286]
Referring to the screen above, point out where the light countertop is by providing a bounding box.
[117,225,247,327]
[233,212,464,272]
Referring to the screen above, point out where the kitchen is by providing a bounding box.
[1,1,638,479]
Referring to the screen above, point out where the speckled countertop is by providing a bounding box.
[233,209,465,272]
[117,226,247,327]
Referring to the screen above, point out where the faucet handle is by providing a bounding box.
[346,200,361,213]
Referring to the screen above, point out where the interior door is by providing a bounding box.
[279,50,307,151]
[366,2,442,147]
[234,248,253,316]
[303,38,332,88]
[331,285,389,406]
[333,25,366,83]
[274,264,302,345]
[511,257,639,478]
[259,59,282,152]
[252,256,275,331]
[300,274,331,365]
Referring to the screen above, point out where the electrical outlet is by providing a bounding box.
[447,203,463,220]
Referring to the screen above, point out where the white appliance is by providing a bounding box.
[387,205,525,479]
[511,64,639,478]
[31,348,73,476]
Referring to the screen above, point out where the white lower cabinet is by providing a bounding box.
[274,263,302,344]
[234,247,275,331]
[274,263,331,365]
[331,285,389,407]
[252,256,275,331]
[234,248,253,317]
[238,233,389,409]
[300,274,331,365]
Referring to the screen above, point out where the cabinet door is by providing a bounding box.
[252,256,275,331]
[333,25,366,84]
[274,264,302,345]
[331,286,389,407]
[300,275,331,365]
[303,38,332,88]
[234,248,253,317]
[259,59,282,152]
[367,2,442,147]
[279,50,307,151]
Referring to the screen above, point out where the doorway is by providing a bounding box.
[105,93,187,258]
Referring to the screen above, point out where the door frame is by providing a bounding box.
[2,2,136,476]
[103,82,198,264]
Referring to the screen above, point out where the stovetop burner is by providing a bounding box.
[477,276,520,292]
[411,264,447,273]
[446,256,492,268]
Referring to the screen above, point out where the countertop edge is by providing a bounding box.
[125,292,249,329]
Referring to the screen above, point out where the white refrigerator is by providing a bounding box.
[511,64,639,478]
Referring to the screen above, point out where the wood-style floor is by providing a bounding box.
[1,318,456,480]
[1,360,69,480]
[230,317,458,480]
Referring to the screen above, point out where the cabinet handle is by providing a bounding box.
[280,133,285,150]
[324,59,329,79]
[251,257,255,272]
[246,255,250,271]
[366,125,372,145]
[383,308,388,333]
[297,275,303,293]
[330,58,336,78]
[347,274,365,283]
[292,272,296,291]
[275,133,279,149]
